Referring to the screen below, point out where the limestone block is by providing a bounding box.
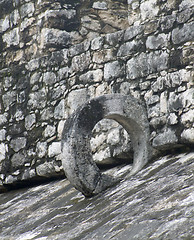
[30,72,41,85]
[124,25,143,41]
[160,15,176,31]
[92,1,108,10]
[91,37,104,50]
[107,128,120,145]
[43,125,56,138]
[168,92,183,112]
[0,129,6,141]
[104,61,124,81]
[0,15,9,33]
[160,92,168,114]
[36,162,56,177]
[92,49,115,64]
[10,9,20,27]
[172,22,194,45]
[140,0,159,21]
[57,120,65,139]
[127,52,148,79]
[146,33,168,50]
[3,27,20,47]
[28,88,47,110]
[71,52,91,73]
[68,41,90,58]
[58,67,70,80]
[20,2,35,19]
[48,142,61,158]
[41,108,54,121]
[148,104,160,118]
[40,28,71,49]
[0,143,7,161]
[10,137,27,152]
[105,30,124,46]
[153,129,178,149]
[21,169,36,180]
[91,133,107,154]
[177,8,193,24]
[25,113,36,131]
[36,142,47,158]
[181,128,194,143]
[26,59,40,71]
[127,51,168,79]
[0,114,7,127]
[181,89,194,109]
[93,148,111,164]
[117,40,141,57]
[20,17,35,32]
[79,69,103,84]
[179,0,194,11]
[2,90,17,110]
[54,99,66,120]
[4,175,17,185]
[181,109,194,125]
[168,113,178,125]
[43,72,57,86]
[11,152,26,168]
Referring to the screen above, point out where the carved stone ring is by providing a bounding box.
[61,94,152,197]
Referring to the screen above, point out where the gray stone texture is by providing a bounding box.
[0,0,193,190]
[0,152,193,239]
[61,94,152,197]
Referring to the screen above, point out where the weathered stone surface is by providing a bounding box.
[36,162,56,177]
[10,137,27,152]
[0,0,193,191]
[172,22,194,45]
[0,152,193,239]
[152,129,178,149]
[25,113,36,131]
[40,28,71,49]
[104,61,124,81]
[61,94,152,197]
[11,152,26,169]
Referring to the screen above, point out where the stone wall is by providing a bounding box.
[0,0,193,191]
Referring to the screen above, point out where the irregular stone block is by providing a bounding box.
[181,128,194,143]
[71,51,91,73]
[48,142,61,158]
[36,162,56,177]
[172,22,194,45]
[127,51,168,79]
[124,25,143,41]
[92,1,108,10]
[43,72,57,86]
[153,129,178,149]
[79,69,103,84]
[0,143,7,161]
[104,61,124,81]
[11,152,26,169]
[146,33,168,50]
[10,137,27,152]
[3,27,19,47]
[140,0,159,21]
[40,28,71,49]
[25,113,36,131]
[61,94,152,197]
[36,142,47,158]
